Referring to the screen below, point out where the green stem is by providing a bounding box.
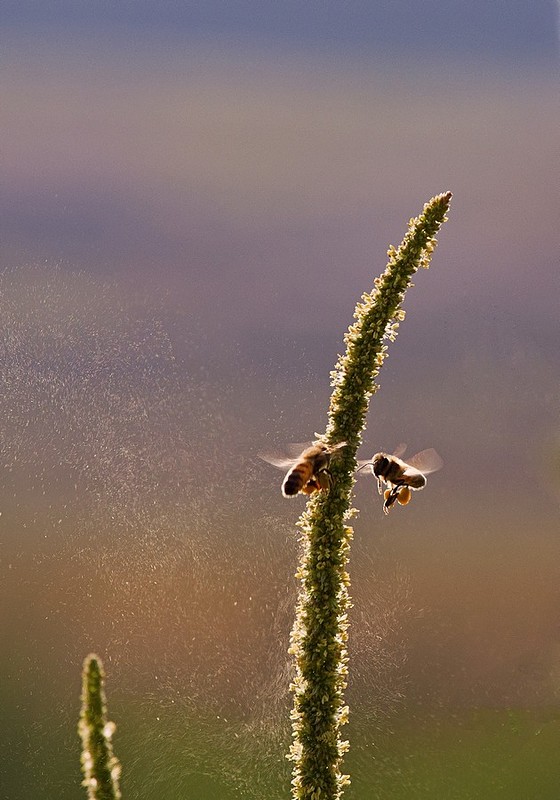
[78,654,122,800]
[288,192,452,799]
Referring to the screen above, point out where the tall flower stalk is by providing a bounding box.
[288,192,452,799]
[78,654,122,800]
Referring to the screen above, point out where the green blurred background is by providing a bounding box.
[2,2,560,797]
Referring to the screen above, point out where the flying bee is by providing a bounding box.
[260,441,347,497]
[357,447,442,515]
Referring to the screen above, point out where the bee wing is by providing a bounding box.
[285,441,314,458]
[258,441,313,471]
[392,443,407,458]
[258,453,297,471]
[406,448,443,475]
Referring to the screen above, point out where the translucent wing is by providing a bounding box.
[285,441,314,458]
[258,452,297,470]
[258,442,312,471]
[405,448,443,475]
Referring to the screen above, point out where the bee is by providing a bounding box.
[357,447,442,515]
[260,441,347,497]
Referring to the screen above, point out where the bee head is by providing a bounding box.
[371,453,389,477]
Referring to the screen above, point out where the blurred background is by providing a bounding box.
[1,2,560,798]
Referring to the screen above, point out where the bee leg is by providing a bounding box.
[383,486,399,514]
[315,469,333,491]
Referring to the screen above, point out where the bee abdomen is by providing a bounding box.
[406,474,426,490]
[282,463,312,497]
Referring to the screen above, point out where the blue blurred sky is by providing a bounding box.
[3,0,559,65]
